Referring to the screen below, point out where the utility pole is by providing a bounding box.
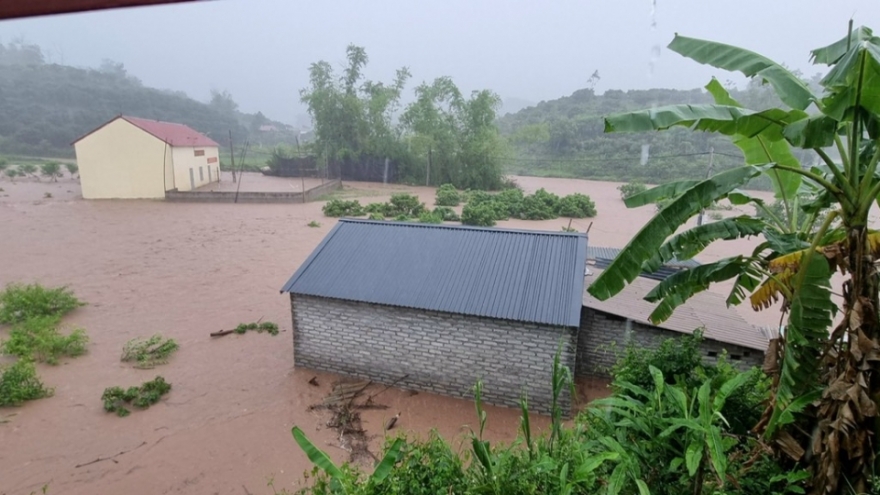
[696,147,715,226]
[228,130,237,183]
[426,147,432,186]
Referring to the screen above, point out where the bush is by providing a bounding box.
[121,334,179,369]
[322,199,365,217]
[0,283,85,324]
[434,184,461,206]
[233,321,279,336]
[618,180,647,200]
[433,206,460,222]
[418,211,443,224]
[102,376,171,417]
[0,359,52,406]
[494,188,525,218]
[364,202,388,215]
[368,212,385,221]
[65,163,78,177]
[520,188,559,220]
[1,316,88,365]
[40,162,62,182]
[556,193,597,218]
[386,193,425,217]
[307,221,321,228]
[461,203,497,226]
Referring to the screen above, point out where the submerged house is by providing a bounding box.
[282,220,768,413]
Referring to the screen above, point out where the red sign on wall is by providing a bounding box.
[207,157,218,164]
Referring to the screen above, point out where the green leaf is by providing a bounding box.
[370,438,404,484]
[646,216,766,271]
[588,166,759,301]
[669,34,815,110]
[685,441,703,476]
[607,463,627,495]
[648,365,664,395]
[697,380,712,422]
[291,426,344,479]
[783,115,839,149]
[713,371,751,411]
[819,33,880,120]
[636,479,651,495]
[642,257,754,323]
[623,180,699,208]
[707,426,728,481]
[575,452,619,480]
[471,438,494,475]
[811,26,876,65]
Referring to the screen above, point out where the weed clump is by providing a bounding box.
[0,283,84,324]
[121,334,179,369]
[322,199,365,217]
[102,376,171,417]
[307,220,321,228]
[0,359,53,406]
[233,321,279,336]
[1,316,88,365]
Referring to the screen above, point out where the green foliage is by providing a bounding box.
[618,180,648,200]
[64,163,78,177]
[233,321,279,336]
[0,359,52,406]
[385,193,425,217]
[460,202,497,227]
[307,221,321,228]
[364,202,387,214]
[556,192,597,218]
[40,162,61,182]
[1,316,88,365]
[18,163,37,178]
[417,211,443,224]
[322,199,365,217]
[0,283,84,324]
[121,334,179,369]
[368,212,385,221]
[101,376,171,417]
[520,188,559,220]
[432,206,460,222]
[4,168,18,181]
[434,183,461,206]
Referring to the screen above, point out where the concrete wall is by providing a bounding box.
[575,307,764,378]
[166,179,342,203]
[171,145,220,192]
[75,118,168,199]
[291,294,577,414]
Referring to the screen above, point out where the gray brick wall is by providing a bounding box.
[576,307,764,377]
[291,294,577,414]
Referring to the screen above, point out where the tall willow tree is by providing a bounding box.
[588,26,880,494]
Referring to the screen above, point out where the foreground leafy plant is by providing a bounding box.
[1,316,88,365]
[102,376,171,417]
[0,283,84,324]
[0,359,52,406]
[121,334,179,369]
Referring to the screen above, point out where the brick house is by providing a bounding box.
[282,220,768,413]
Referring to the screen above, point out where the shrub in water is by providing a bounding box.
[368,212,385,220]
[519,188,559,220]
[322,199,365,217]
[494,188,525,218]
[121,334,179,369]
[0,359,52,406]
[461,203,497,227]
[364,202,388,215]
[2,315,88,365]
[233,321,280,336]
[556,193,597,218]
[434,184,461,206]
[0,283,85,324]
[418,211,444,224]
[618,180,647,200]
[102,376,171,417]
[433,206,460,222]
[386,193,425,217]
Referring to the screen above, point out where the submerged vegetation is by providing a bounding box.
[121,334,179,369]
[101,376,172,417]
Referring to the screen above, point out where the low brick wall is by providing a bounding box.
[575,307,764,377]
[165,179,341,203]
[291,294,577,414]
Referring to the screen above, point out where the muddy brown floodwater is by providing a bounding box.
[0,172,833,494]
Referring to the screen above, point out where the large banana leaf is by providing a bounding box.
[783,114,839,149]
[292,426,344,479]
[588,166,759,301]
[370,438,405,484]
[668,35,815,111]
[765,256,834,435]
[820,32,880,120]
[645,216,766,272]
[811,26,876,65]
[623,179,698,208]
[604,104,805,140]
[705,78,802,200]
[642,257,753,323]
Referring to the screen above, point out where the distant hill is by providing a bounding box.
[497,85,818,185]
[499,97,537,116]
[0,41,295,158]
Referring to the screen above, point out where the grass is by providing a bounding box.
[102,376,171,417]
[0,283,84,324]
[233,321,279,336]
[0,359,53,406]
[1,316,88,365]
[121,334,179,369]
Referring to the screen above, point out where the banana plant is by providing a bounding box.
[588,25,880,494]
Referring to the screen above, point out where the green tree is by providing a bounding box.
[4,167,18,182]
[64,162,78,178]
[40,161,61,182]
[588,26,880,493]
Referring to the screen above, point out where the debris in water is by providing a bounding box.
[308,376,319,387]
[385,412,401,431]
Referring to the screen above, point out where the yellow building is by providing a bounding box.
[73,115,221,199]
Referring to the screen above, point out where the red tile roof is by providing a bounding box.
[121,116,219,147]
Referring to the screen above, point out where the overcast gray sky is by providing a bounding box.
[2,0,878,123]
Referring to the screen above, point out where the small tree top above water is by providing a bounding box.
[0,283,85,324]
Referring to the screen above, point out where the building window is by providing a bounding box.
[707,351,718,358]
[194,149,205,157]
[199,167,204,181]
[731,354,742,361]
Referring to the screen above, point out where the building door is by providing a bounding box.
[189,168,195,190]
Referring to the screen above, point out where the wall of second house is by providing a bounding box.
[291,294,578,415]
[75,118,169,199]
[171,146,220,191]
[575,307,764,378]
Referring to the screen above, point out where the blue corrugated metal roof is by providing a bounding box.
[281,219,588,327]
